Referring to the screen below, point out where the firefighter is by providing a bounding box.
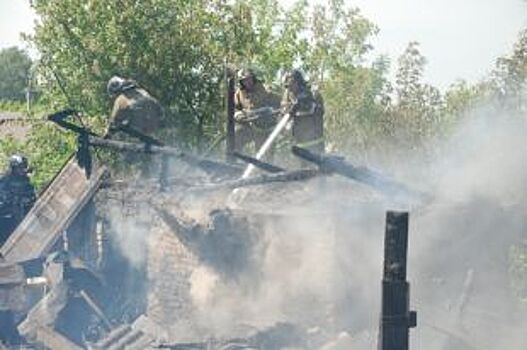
[0,154,36,245]
[234,67,281,154]
[105,75,163,139]
[281,69,325,154]
[105,76,168,184]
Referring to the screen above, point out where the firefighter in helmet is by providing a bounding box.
[281,69,325,154]
[105,75,163,139]
[0,154,36,245]
[233,67,280,154]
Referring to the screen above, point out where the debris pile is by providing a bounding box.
[0,136,402,349]
[5,112,526,350]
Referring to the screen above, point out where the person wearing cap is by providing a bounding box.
[0,154,36,245]
[281,69,325,154]
[105,75,163,139]
[234,67,281,154]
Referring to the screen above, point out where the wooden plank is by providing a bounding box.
[34,327,83,350]
[0,156,108,263]
[292,146,425,200]
[89,137,242,177]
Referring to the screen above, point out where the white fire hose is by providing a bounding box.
[228,113,291,206]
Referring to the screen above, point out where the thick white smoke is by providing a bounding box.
[182,102,527,349]
[101,100,527,349]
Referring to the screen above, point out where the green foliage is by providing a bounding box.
[0,120,76,191]
[0,100,27,113]
[0,47,32,101]
[28,0,385,146]
[22,0,527,173]
[306,2,388,153]
[490,29,527,113]
[443,80,486,126]
[9,0,527,307]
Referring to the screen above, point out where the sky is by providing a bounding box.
[352,0,527,89]
[281,0,527,89]
[1,0,526,90]
[0,1,36,49]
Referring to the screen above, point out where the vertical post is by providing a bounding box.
[379,211,416,350]
[226,65,236,162]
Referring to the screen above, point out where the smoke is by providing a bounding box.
[104,201,152,268]
[430,108,527,204]
[98,100,527,349]
[178,181,388,345]
[407,103,527,349]
[181,102,527,348]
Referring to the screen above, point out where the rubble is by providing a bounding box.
[1,156,108,263]
[0,128,423,349]
[0,260,26,346]
[90,315,158,350]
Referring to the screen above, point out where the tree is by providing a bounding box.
[0,47,32,101]
[491,29,527,112]
[388,42,444,153]
[300,1,390,154]
[28,0,383,149]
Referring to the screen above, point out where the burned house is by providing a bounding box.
[0,135,411,349]
[5,107,525,350]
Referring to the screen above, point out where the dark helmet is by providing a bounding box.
[9,154,29,174]
[283,69,308,89]
[237,67,257,82]
[106,75,136,96]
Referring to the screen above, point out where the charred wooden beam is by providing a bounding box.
[89,137,243,177]
[192,169,320,191]
[379,211,416,350]
[292,146,423,200]
[231,151,286,173]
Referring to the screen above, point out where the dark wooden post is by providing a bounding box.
[379,211,417,350]
[226,65,236,162]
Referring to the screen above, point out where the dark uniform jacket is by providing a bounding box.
[234,82,280,130]
[108,87,163,137]
[0,174,36,245]
[281,87,325,152]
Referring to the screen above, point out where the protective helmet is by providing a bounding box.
[9,154,29,173]
[107,76,136,95]
[237,67,256,82]
[107,76,126,95]
[283,69,307,89]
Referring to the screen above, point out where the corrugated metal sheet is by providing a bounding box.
[0,156,108,263]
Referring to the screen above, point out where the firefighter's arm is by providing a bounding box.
[233,90,252,123]
[294,100,317,116]
[234,110,251,123]
[235,107,278,123]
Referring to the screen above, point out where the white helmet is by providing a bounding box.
[107,76,136,95]
[107,76,125,95]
